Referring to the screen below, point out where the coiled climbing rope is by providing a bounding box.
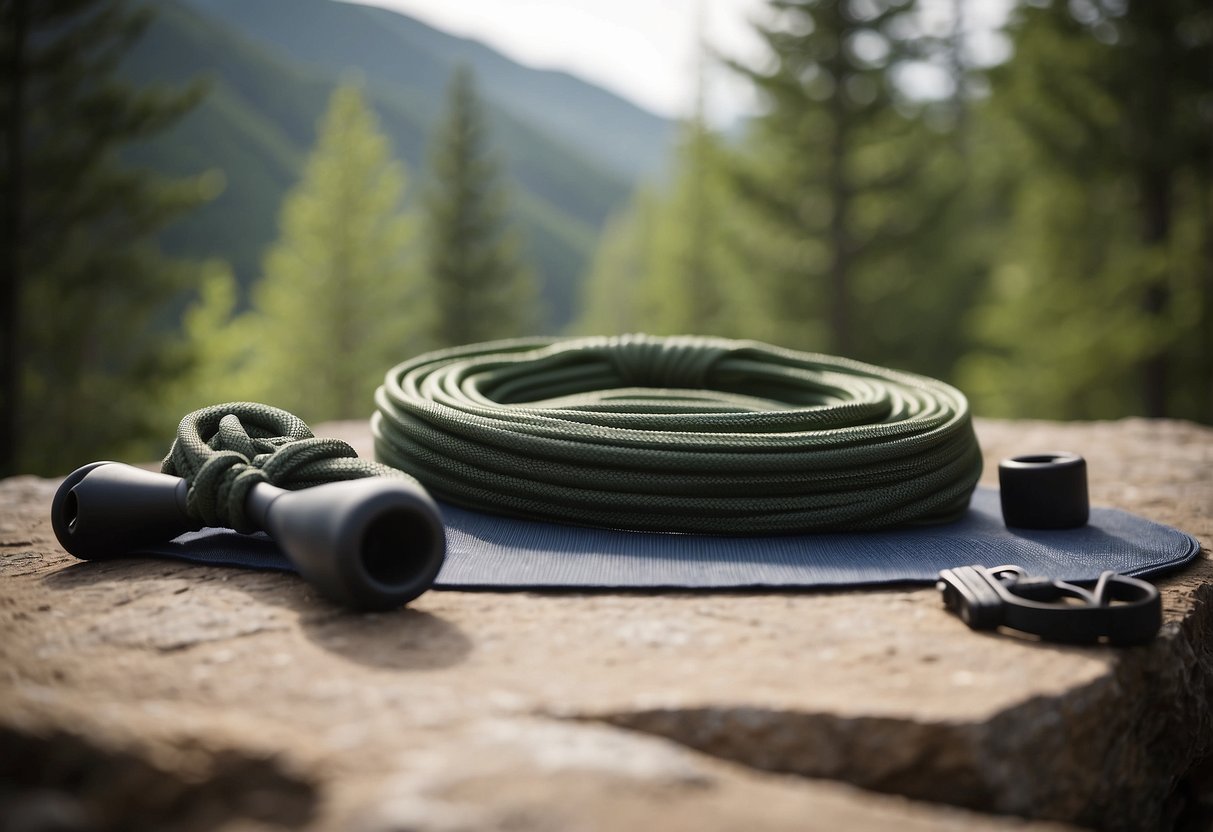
[162,402,410,533]
[372,334,983,534]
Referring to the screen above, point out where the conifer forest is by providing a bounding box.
[1,0,1210,475]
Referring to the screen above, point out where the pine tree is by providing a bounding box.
[0,0,215,475]
[573,119,754,339]
[638,116,754,337]
[958,0,1212,420]
[230,84,427,422]
[727,0,962,364]
[161,260,250,417]
[424,66,538,346]
[573,189,662,334]
[574,25,754,341]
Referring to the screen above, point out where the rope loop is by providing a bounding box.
[162,402,406,533]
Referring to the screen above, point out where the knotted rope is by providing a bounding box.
[162,402,407,533]
[372,334,984,534]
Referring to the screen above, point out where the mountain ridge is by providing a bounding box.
[182,0,675,182]
[124,0,674,329]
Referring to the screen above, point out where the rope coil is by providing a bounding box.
[372,334,983,534]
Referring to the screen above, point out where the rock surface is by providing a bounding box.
[1,418,1211,831]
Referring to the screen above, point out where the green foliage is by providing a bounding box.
[958,0,1213,420]
[0,0,216,475]
[162,261,248,416]
[573,119,757,338]
[206,84,429,423]
[121,0,639,331]
[578,0,976,383]
[8,0,1210,465]
[843,117,996,380]
[635,120,756,337]
[726,0,969,364]
[578,0,1211,424]
[424,67,539,345]
[574,190,662,335]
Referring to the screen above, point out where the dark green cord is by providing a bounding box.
[162,402,408,533]
[372,334,984,534]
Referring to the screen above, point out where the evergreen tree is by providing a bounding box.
[637,116,755,337]
[161,260,250,417]
[727,0,964,365]
[424,66,538,346]
[0,0,214,475]
[573,118,755,339]
[229,84,427,422]
[573,189,662,334]
[575,29,757,341]
[958,0,1212,420]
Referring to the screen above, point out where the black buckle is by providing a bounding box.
[937,565,1161,645]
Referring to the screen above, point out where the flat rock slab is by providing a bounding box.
[1,418,1211,831]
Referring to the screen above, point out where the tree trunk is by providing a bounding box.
[827,81,851,356]
[1135,2,1175,419]
[950,0,968,155]
[685,124,713,330]
[1201,171,1213,423]
[1,0,28,476]
[1138,168,1171,418]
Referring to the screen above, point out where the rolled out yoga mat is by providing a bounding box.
[135,486,1200,590]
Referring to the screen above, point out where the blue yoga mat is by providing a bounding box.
[135,487,1200,590]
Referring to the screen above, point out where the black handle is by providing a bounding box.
[51,462,196,559]
[51,462,446,610]
[245,477,446,610]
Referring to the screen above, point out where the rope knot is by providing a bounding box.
[161,402,399,533]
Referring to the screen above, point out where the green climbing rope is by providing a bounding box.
[372,334,983,534]
[162,402,410,533]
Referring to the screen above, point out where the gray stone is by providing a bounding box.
[1,418,1210,830]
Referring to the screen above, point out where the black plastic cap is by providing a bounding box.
[51,462,196,559]
[998,452,1089,530]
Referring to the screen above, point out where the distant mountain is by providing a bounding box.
[123,0,676,329]
[182,0,676,183]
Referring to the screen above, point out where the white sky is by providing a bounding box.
[340,0,771,124]
[341,0,1013,125]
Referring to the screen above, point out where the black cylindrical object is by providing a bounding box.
[51,462,446,610]
[245,478,445,610]
[998,452,1089,529]
[50,462,195,559]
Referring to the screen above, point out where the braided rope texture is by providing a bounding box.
[372,334,984,534]
[162,402,408,533]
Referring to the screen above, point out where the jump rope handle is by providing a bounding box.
[50,462,446,611]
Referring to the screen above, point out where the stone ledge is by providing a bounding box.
[0,418,1210,830]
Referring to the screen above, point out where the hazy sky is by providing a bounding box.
[340,0,773,124]
[341,1,1013,125]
